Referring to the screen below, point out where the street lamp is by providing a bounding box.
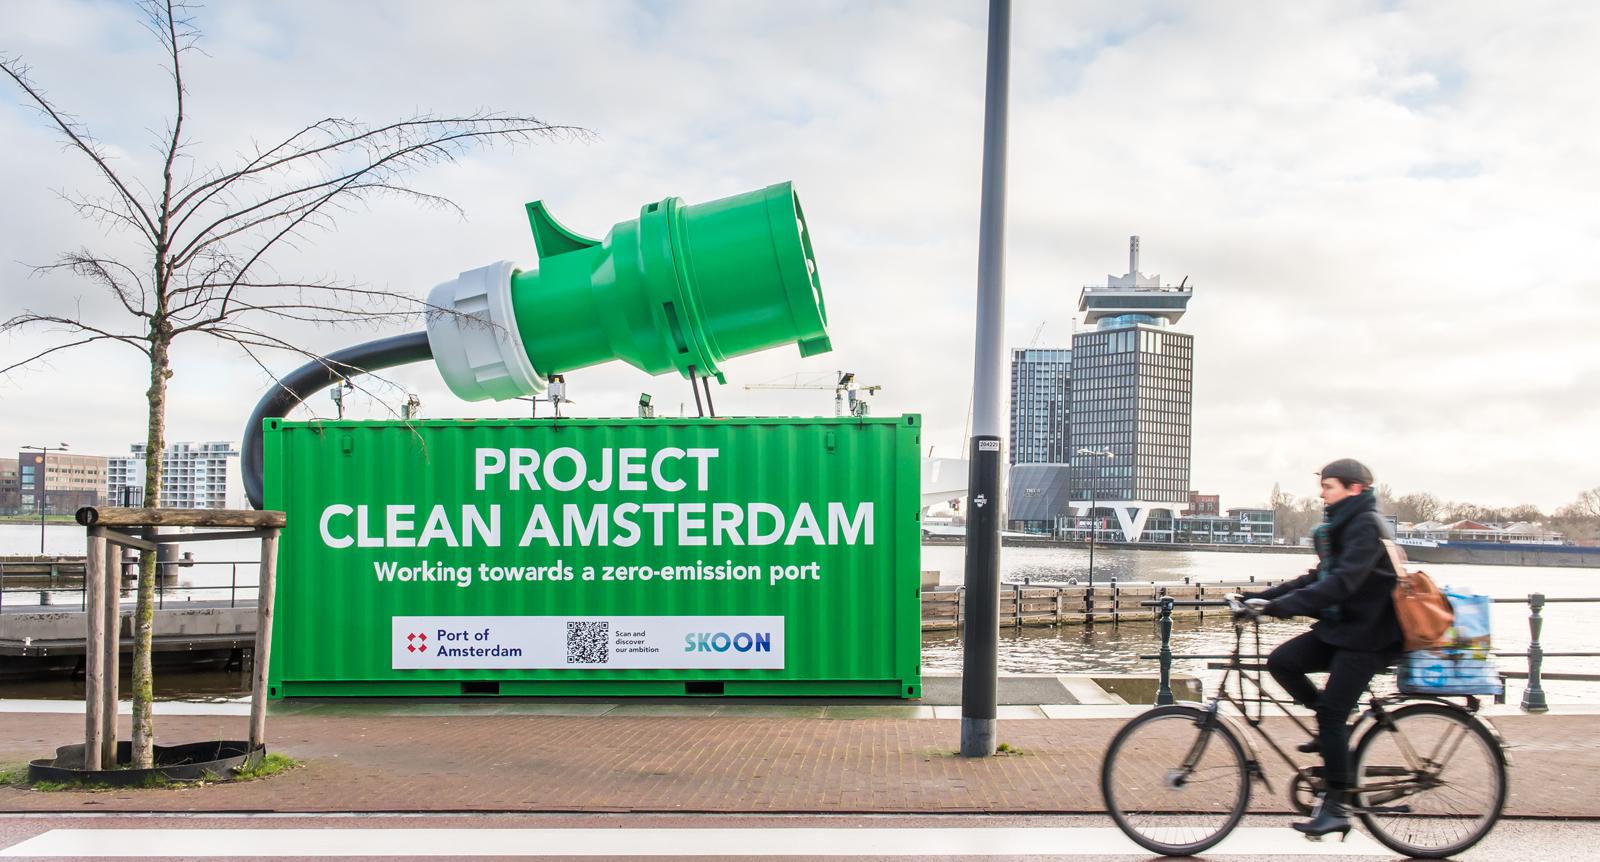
[1076,447,1115,591]
[20,443,70,555]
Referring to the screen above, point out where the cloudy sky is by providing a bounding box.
[2,0,1597,511]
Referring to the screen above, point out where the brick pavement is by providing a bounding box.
[1,710,1595,816]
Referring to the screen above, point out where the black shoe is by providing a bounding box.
[1295,740,1318,754]
[1292,791,1352,841]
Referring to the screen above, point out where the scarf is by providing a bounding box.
[1308,489,1377,621]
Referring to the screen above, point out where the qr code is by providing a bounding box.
[566,621,610,664]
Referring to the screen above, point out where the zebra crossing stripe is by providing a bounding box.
[1,826,1389,856]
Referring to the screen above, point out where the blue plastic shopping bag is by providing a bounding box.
[1398,586,1500,696]
[1398,649,1502,696]
[1445,588,1493,659]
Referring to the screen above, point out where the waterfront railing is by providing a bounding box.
[1140,595,1600,714]
[0,557,262,614]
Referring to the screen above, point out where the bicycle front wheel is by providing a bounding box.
[1100,705,1251,856]
[1353,702,1508,858]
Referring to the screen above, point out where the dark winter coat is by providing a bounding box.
[1248,490,1403,652]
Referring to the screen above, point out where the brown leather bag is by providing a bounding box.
[1378,538,1454,651]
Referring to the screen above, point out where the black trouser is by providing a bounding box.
[1267,631,1393,790]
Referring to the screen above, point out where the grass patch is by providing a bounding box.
[920,743,1025,759]
[4,754,301,791]
[231,753,300,781]
[26,773,173,792]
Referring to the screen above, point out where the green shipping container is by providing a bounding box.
[264,415,923,698]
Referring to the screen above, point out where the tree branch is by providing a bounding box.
[2,310,149,352]
[168,117,582,270]
[199,322,417,410]
[0,57,159,241]
[32,251,153,318]
[0,334,148,377]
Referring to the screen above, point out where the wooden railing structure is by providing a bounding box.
[920,579,1283,631]
[72,506,285,770]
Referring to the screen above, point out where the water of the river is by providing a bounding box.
[6,525,1596,702]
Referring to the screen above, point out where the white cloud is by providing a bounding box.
[1,0,1596,512]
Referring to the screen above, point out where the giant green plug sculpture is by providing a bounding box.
[427,182,831,401]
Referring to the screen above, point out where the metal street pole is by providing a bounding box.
[1089,484,1096,590]
[21,443,70,554]
[1076,447,1113,595]
[960,0,1011,759]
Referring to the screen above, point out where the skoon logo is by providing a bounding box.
[684,631,773,653]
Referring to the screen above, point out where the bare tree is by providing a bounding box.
[1390,491,1444,524]
[1373,482,1394,515]
[1566,487,1600,520]
[1552,487,1600,544]
[2,1,584,767]
[1270,486,1324,544]
[1439,500,1547,525]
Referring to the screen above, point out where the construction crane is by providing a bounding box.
[744,371,883,417]
[1027,320,1048,349]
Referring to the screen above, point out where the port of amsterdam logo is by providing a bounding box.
[403,631,428,653]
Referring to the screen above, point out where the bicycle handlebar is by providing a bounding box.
[1139,599,1232,608]
[1143,595,1261,620]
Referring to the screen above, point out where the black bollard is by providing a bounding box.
[1156,597,1175,705]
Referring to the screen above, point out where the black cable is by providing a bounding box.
[241,331,433,509]
[701,375,716,417]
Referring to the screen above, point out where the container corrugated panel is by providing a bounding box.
[264,416,922,698]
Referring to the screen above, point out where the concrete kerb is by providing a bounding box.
[0,674,1123,720]
[5,667,1597,720]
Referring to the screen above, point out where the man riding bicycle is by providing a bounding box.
[1243,458,1402,838]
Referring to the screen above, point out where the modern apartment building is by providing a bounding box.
[1005,347,1074,532]
[108,441,239,509]
[9,451,108,514]
[0,457,19,513]
[1008,348,1072,465]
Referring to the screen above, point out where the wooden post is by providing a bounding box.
[101,538,121,769]
[249,528,280,751]
[83,528,106,769]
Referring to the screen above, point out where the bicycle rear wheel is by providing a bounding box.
[1353,702,1507,858]
[1100,705,1250,856]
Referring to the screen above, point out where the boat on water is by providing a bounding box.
[1393,517,1600,568]
[1396,537,1600,568]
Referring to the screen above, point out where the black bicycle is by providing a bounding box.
[1099,596,1509,858]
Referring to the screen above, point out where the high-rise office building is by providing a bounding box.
[1006,348,1073,532]
[108,441,240,509]
[1066,237,1194,541]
